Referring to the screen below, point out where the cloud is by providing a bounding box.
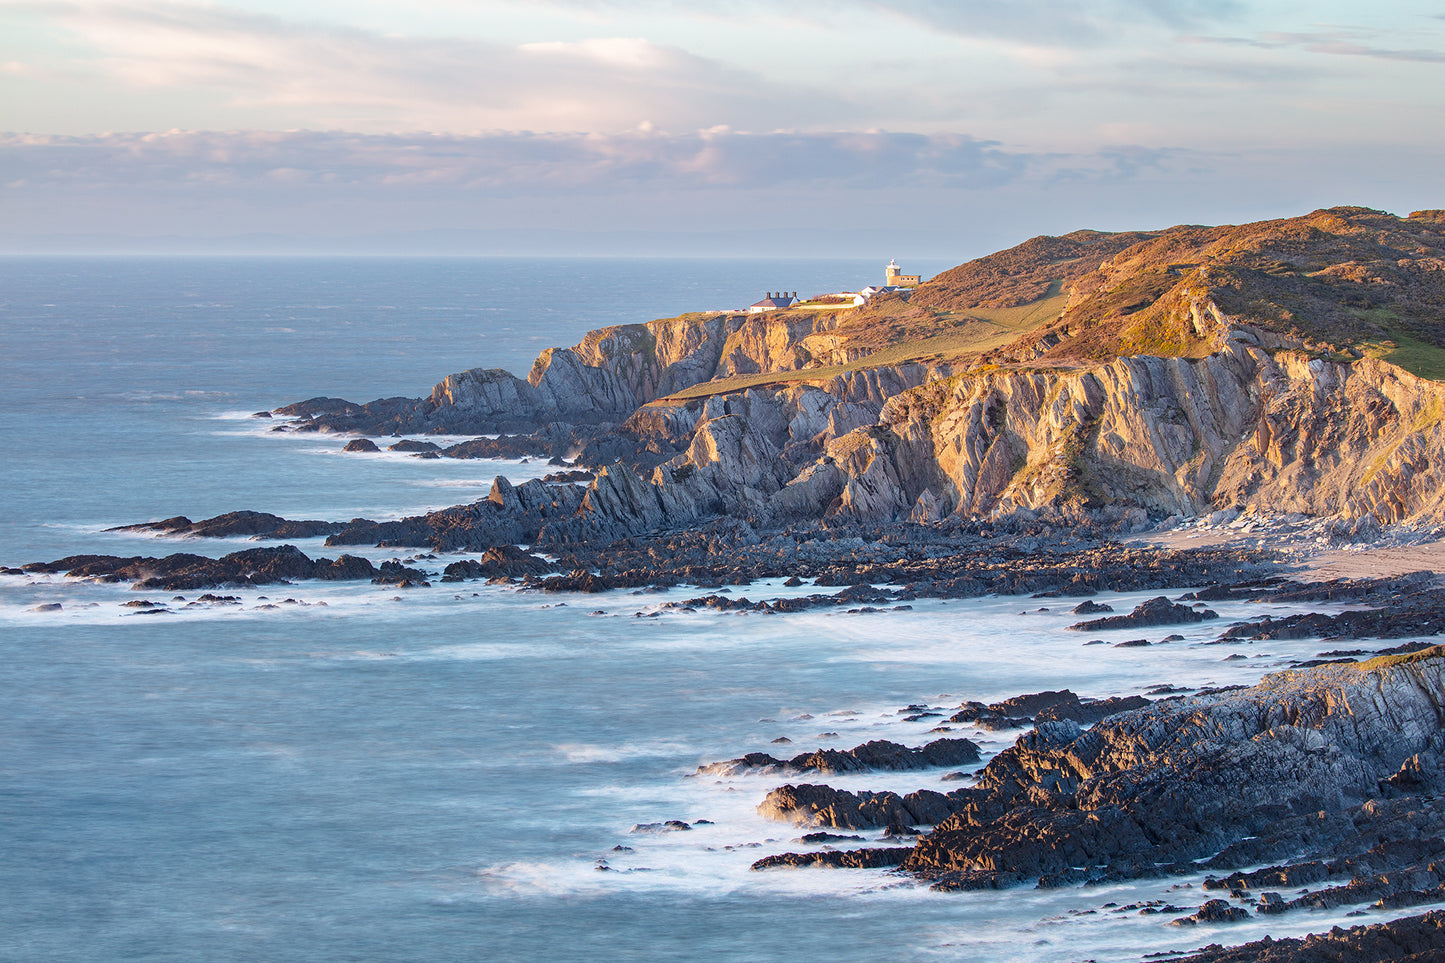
[1186,28,1445,64]
[18,0,854,132]
[527,0,1243,46]
[856,0,1241,45]
[0,127,1036,193]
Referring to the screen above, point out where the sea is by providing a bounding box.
[0,257,1430,962]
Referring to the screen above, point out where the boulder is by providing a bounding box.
[387,439,440,453]
[1068,596,1218,631]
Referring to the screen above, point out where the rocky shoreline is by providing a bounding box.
[1166,909,1445,961]
[718,648,1445,954]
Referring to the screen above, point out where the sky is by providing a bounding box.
[1,0,1442,256]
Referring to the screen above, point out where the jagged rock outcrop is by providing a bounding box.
[1035,695,1151,726]
[325,476,587,551]
[900,647,1445,889]
[742,648,1445,918]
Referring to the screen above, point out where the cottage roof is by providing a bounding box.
[749,294,796,309]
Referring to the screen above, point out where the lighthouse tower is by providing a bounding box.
[885,259,921,287]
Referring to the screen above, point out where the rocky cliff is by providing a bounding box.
[279,309,849,435]
[265,206,1445,551]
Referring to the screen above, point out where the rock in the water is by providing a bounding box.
[1170,898,1251,926]
[1069,596,1218,631]
[19,545,419,591]
[751,847,912,871]
[698,737,981,778]
[386,439,440,453]
[629,820,692,833]
[987,690,1081,719]
[343,438,381,453]
[757,783,970,830]
[108,510,342,540]
[440,545,555,581]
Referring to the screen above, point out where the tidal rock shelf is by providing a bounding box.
[1164,909,1445,961]
[9,545,430,591]
[743,647,1445,933]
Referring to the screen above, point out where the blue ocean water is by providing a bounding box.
[0,258,1410,962]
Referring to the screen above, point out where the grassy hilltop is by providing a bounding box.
[669,206,1445,400]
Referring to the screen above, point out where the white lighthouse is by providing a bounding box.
[885,259,921,287]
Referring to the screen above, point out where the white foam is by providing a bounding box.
[555,740,698,764]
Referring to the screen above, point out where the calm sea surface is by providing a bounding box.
[0,257,1406,961]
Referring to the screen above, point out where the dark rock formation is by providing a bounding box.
[1068,595,1218,631]
[1220,583,1445,643]
[387,439,440,453]
[751,848,912,871]
[946,689,1151,730]
[987,690,1080,718]
[898,648,1445,891]
[108,511,342,540]
[757,783,971,831]
[1170,898,1252,926]
[343,438,381,453]
[746,646,1445,924]
[323,476,588,551]
[629,820,692,833]
[697,737,980,778]
[542,469,595,484]
[22,545,423,591]
[440,545,555,581]
[1165,909,1445,962]
[1034,694,1150,726]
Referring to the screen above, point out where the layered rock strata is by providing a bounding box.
[749,648,1445,915]
[251,208,1445,550]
